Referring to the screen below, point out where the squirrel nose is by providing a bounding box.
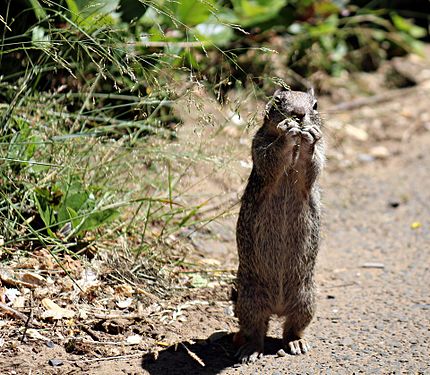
[293,107,306,120]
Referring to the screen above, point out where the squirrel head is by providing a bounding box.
[264,88,319,133]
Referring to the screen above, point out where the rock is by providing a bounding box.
[276,349,287,357]
[388,200,400,208]
[46,341,55,348]
[224,305,235,317]
[48,359,63,367]
[357,153,375,163]
[223,125,240,138]
[369,146,390,159]
[362,262,385,269]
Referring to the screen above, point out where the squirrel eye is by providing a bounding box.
[313,101,318,110]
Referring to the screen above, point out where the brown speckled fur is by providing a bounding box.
[235,88,324,363]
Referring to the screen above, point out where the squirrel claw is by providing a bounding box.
[286,338,311,355]
[235,342,264,364]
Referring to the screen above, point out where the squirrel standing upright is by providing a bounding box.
[234,88,325,363]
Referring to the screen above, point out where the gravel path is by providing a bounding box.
[141,129,430,375]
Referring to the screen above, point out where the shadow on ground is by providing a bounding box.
[141,333,284,375]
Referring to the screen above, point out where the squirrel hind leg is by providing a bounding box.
[235,337,264,364]
[282,308,314,355]
[233,322,267,364]
[234,299,270,363]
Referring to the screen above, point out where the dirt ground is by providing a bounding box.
[1,52,430,374]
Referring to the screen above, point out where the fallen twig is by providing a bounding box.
[21,290,35,342]
[0,302,33,324]
[86,311,144,320]
[79,325,101,341]
[180,342,205,367]
[75,338,139,346]
[68,353,144,363]
[0,269,36,289]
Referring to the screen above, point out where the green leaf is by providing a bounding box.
[193,23,234,46]
[66,207,80,229]
[26,0,47,20]
[119,0,147,22]
[307,14,338,38]
[175,0,216,26]
[33,193,56,237]
[57,192,89,224]
[7,117,39,167]
[231,0,287,27]
[77,209,120,234]
[391,13,426,39]
[32,26,51,50]
[65,0,121,31]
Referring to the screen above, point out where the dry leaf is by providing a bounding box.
[116,297,133,309]
[4,288,20,304]
[77,268,99,291]
[26,329,50,341]
[41,298,75,320]
[12,296,26,309]
[115,284,134,297]
[21,272,46,287]
[77,309,88,319]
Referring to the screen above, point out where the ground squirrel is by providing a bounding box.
[234,88,324,363]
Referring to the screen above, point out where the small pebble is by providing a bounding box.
[224,305,235,317]
[45,341,55,348]
[388,201,400,208]
[357,153,375,163]
[370,145,390,159]
[48,359,63,367]
[276,349,287,357]
[362,262,385,269]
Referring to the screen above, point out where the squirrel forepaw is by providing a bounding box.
[301,126,322,145]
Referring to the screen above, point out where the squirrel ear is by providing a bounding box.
[308,87,315,98]
[273,86,289,97]
[273,88,284,97]
[266,89,283,114]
